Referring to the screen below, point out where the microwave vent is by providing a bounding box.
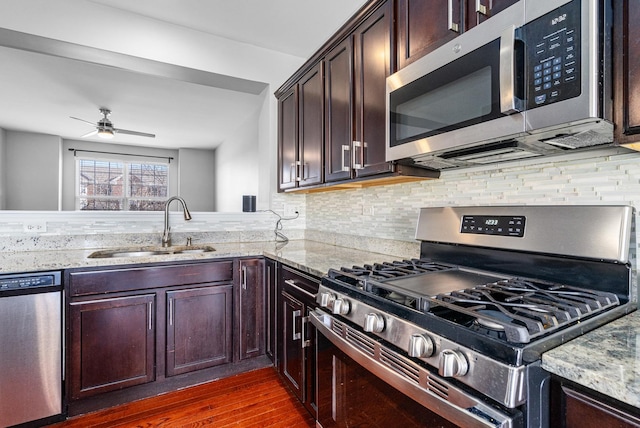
[413,157,460,170]
[540,129,614,149]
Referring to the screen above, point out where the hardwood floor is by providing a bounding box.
[48,367,315,428]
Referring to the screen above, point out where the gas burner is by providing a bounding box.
[475,310,510,331]
[432,278,620,343]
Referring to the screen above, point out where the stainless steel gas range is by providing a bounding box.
[310,205,636,428]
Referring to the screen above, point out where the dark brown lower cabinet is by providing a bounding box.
[66,258,266,413]
[69,294,155,400]
[265,258,278,363]
[238,258,265,360]
[278,264,319,418]
[550,376,640,427]
[166,285,233,376]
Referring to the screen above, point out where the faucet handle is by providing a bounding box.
[186,237,193,247]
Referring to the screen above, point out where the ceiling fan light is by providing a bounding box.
[97,128,114,139]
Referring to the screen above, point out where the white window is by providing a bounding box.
[77,158,169,211]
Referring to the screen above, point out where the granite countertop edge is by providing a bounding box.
[541,310,640,408]
[0,239,402,279]
[2,239,638,409]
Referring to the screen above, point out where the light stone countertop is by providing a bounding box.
[0,239,406,278]
[4,238,638,409]
[541,310,640,408]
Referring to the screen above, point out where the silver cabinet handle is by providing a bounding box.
[292,309,301,340]
[499,25,520,114]
[341,144,350,172]
[148,301,153,330]
[283,279,317,299]
[295,160,302,182]
[241,265,247,290]
[352,141,363,170]
[476,0,488,15]
[168,298,173,326]
[448,0,460,33]
[289,163,296,183]
[301,316,310,348]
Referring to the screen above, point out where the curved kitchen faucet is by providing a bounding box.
[162,196,192,247]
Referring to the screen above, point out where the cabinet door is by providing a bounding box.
[554,383,640,428]
[353,1,393,178]
[265,259,277,363]
[281,290,305,401]
[166,285,233,376]
[238,258,265,360]
[298,63,324,187]
[278,86,298,190]
[324,37,354,183]
[465,0,519,30]
[396,0,461,69]
[69,294,155,400]
[614,0,640,144]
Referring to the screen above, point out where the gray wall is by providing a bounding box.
[215,110,259,212]
[5,131,60,210]
[178,148,215,211]
[0,128,5,210]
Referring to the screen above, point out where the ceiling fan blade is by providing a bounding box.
[81,129,99,138]
[70,116,96,126]
[114,128,156,138]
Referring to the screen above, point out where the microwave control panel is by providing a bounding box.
[524,0,582,109]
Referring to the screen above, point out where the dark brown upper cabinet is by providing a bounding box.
[614,0,640,147]
[324,2,392,182]
[277,64,324,190]
[396,0,518,70]
[353,1,394,178]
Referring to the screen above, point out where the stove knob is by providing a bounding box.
[319,292,336,308]
[438,349,469,378]
[363,313,385,333]
[408,334,435,358]
[332,298,351,315]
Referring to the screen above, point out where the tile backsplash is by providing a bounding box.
[304,148,640,245]
[0,147,638,260]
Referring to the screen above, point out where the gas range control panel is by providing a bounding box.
[316,285,527,408]
[461,215,525,237]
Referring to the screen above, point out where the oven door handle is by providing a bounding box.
[310,311,518,428]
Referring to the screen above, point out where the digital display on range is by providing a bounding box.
[461,215,525,237]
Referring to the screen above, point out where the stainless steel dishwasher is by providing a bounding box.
[0,271,63,427]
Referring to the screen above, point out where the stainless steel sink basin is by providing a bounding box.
[88,245,216,258]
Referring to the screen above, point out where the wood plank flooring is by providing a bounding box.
[47,367,315,428]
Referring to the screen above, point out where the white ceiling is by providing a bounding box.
[0,0,368,149]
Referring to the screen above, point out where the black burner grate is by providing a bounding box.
[431,278,620,343]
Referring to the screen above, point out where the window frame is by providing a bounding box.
[75,156,170,211]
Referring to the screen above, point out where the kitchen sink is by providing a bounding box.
[88,245,216,258]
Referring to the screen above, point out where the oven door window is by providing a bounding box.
[389,38,508,147]
[316,332,460,428]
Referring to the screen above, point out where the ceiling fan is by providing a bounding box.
[70,108,156,139]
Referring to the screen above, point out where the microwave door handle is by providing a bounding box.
[447,0,460,33]
[499,25,520,114]
[476,0,488,16]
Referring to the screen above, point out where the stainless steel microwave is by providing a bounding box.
[386,0,613,170]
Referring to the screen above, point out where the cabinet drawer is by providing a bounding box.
[69,261,234,296]
[281,265,319,306]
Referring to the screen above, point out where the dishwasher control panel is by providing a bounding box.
[0,271,62,291]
